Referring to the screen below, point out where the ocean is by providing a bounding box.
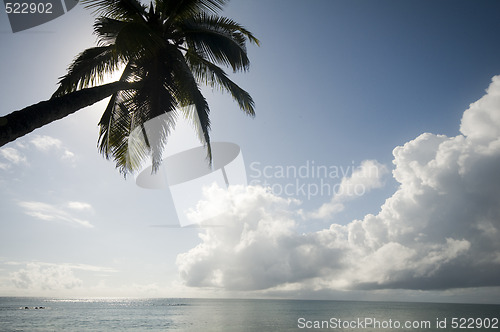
[0,297,498,331]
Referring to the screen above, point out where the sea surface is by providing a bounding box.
[0,297,498,331]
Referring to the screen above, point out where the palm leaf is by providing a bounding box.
[110,103,150,175]
[186,49,255,115]
[81,0,147,21]
[93,17,129,46]
[193,14,259,46]
[132,56,178,172]
[102,49,178,175]
[98,88,136,157]
[52,46,122,97]
[155,0,227,22]
[98,61,138,159]
[113,21,167,59]
[170,48,212,162]
[181,13,258,71]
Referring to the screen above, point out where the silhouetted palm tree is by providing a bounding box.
[0,0,258,175]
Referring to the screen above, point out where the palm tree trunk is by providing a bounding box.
[0,81,137,147]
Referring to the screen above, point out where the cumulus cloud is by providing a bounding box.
[10,263,82,290]
[18,201,94,228]
[177,186,301,290]
[6,262,118,294]
[176,76,500,293]
[310,159,388,219]
[460,76,500,143]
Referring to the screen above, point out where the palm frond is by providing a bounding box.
[126,52,178,172]
[98,58,176,174]
[98,61,138,157]
[52,46,122,97]
[98,88,136,157]
[132,91,175,172]
[186,49,255,115]
[140,110,177,172]
[112,21,167,59]
[194,14,259,46]
[98,90,158,176]
[94,17,128,46]
[98,92,118,157]
[181,13,256,72]
[155,0,227,22]
[111,103,150,175]
[170,49,212,162]
[132,50,177,119]
[82,0,147,21]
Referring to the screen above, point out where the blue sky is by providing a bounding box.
[1,0,500,303]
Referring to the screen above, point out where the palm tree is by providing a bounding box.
[0,0,258,175]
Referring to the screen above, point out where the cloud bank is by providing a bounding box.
[10,263,83,291]
[177,76,500,294]
[4,261,118,296]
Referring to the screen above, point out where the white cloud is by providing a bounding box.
[460,75,500,144]
[64,263,117,273]
[176,76,500,294]
[67,201,93,211]
[18,201,94,228]
[310,159,388,219]
[177,185,301,290]
[0,147,27,169]
[61,150,76,161]
[0,135,77,169]
[30,135,77,163]
[30,135,63,151]
[6,262,117,294]
[0,259,178,298]
[10,263,82,290]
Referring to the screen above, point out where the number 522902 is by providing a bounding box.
[5,2,53,14]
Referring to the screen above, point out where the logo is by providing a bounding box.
[133,113,247,227]
[3,0,78,32]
